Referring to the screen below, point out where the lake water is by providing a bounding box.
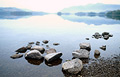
[0,14,120,77]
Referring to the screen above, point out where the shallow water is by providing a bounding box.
[0,14,120,77]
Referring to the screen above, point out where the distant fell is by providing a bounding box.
[61,3,120,13]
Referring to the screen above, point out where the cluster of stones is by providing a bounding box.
[11,32,112,75]
[62,43,92,74]
[10,40,62,63]
[92,32,113,40]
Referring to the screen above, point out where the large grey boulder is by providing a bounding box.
[72,49,90,58]
[25,50,43,59]
[45,52,62,62]
[45,48,56,54]
[62,58,83,74]
[10,54,23,59]
[79,43,91,51]
[31,46,45,54]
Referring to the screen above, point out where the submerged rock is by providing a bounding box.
[72,49,90,58]
[36,41,40,45]
[26,44,32,49]
[29,42,34,44]
[102,32,109,37]
[94,50,100,55]
[102,32,113,40]
[45,52,62,62]
[86,38,89,40]
[42,40,49,44]
[79,43,91,51]
[10,54,23,59]
[100,45,106,51]
[45,48,56,54]
[25,50,43,59]
[93,32,102,39]
[45,58,62,67]
[31,46,45,54]
[53,43,60,46]
[25,58,44,65]
[62,58,83,74]
[15,47,27,53]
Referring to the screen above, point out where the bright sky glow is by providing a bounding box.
[0,0,120,13]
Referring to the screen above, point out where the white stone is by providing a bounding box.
[62,58,83,74]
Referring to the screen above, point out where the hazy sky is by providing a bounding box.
[0,0,120,13]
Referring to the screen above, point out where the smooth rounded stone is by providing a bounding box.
[100,45,106,51]
[29,42,34,44]
[53,43,60,46]
[45,48,56,54]
[15,47,27,53]
[10,54,23,59]
[25,50,43,59]
[94,50,100,55]
[62,58,83,74]
[36,41,40,45]
[31,46,45,54]
[72,49,90,58]
[79,43,91,51]
[45,52,62,62]
[26,44,32,49]
[42,40,49,44]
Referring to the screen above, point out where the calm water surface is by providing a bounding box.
[0,14,120,77]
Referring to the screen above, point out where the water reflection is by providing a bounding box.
[25,58,44,65]
[61,15,120,25]
[45,58,62,67]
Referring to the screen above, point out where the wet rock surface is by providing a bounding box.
[42,40,49,44]
[31,46,45,54]
[53,43,60,46]
[79,43,91,51]
[81,55,120,77]
[62,58,83,74]
[100,45,106,51]
[45,48,56,54]
[45,58,62,67]
[25,58,44,65]
[45,52,62,62]
[10,54,23,59]
[25,50,43,60]
[15,47,27,53]
[72,49,90,58]
[94,50,100,55]
[93,32,102,39]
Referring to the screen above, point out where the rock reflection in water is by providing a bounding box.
[25,58,44,65]
[94,54,100,58]
[62,69,81,77]
[45,58,62,67]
